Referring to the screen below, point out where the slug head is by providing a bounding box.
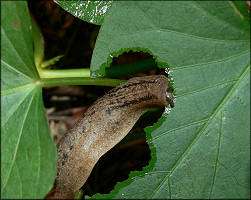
[120,75,174,109]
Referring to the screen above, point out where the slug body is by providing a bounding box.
[46,75,174,199]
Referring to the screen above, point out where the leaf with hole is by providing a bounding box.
[88,1,250,199]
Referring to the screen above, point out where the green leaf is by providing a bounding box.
[56,0,113,25]
[89,1,250,199]
[1,1,57,198]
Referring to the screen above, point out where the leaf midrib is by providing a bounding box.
[1,81,41,96]
[34,91,41,196]
[149,64,250,198]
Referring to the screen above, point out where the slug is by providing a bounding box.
[45,75,174,199]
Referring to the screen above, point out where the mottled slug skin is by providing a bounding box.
[46,75,174,199]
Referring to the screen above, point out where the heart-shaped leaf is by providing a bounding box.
[1,2,57,198]
[89,1,250,198]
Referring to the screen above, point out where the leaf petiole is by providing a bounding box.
[41,77,125,87]
[39,68,91,78]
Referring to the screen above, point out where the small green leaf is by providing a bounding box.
[74,189,84,199]
[56,0,113,25]
[41,55,64,68]
[1,1,57,198]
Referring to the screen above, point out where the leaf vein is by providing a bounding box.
[172,50,250,70]
[1,59,34,83]
[194,1,247,34]
[35,90,41,196]
[152,117,209,141]
[149,63,250,198]
[209,112,224,199]
[1,91,36,193]
[1,27,36,79]
[135,2,249,42]
[1,89,33,128]
[178,78,238,97]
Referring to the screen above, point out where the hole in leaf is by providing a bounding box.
[82,51,168,197]
[28,2,173,197]
[104,50,167,78]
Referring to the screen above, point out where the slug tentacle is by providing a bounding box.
[45,75,174,199]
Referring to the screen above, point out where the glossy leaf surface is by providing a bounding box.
[56,0,113,25]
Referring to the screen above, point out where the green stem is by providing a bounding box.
[41,77,125,87]
[39,68,91,78]
[41,55,64,68]
[40,57,156,79]
[30,14,44,69]
[74,189,84,199]
[104,57,157,78]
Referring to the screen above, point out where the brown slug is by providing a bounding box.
[45,75,174,199]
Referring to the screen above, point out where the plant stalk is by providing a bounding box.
[41,77,125,87]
